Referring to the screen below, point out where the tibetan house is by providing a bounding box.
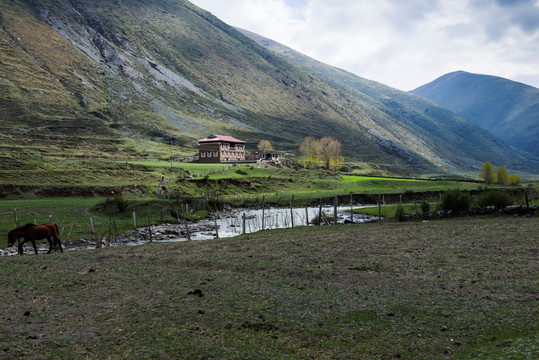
[198,135,246,163]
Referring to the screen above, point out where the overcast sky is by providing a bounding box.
[189,0,539,91]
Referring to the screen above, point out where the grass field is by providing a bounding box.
[127,160,233,176]
[0,198,104,245]
[0,216,537,359]
[0,198,187,247]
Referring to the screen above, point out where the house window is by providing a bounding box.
[214,151,218,157]
[201,152,205,158]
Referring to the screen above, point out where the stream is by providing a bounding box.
[1,205,378,256]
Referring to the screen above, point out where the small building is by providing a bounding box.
[198,134,246,163]
[249,150,286,163]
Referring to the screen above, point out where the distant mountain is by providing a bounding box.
[237,29,535,173]
[0,0,535,175]
[411,71,539,157]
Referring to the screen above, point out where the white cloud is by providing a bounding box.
[190,0,539,90]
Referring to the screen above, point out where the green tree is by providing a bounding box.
[478,161,496,185]
[257,140,274,151]
[510,174,522,185]
[329,155,344,171]
[299,136,321,168]
[496,165,510,185]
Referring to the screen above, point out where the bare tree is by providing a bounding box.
[320,137,342,170]
[257,140,274,151]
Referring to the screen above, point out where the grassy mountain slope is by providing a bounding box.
[0,1,117,156]
[411,71,539,158]
[0,0,535,176]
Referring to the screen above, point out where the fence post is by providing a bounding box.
[318,199,322,226]
[305,206,309,226]
[112,219,118,243]
[378,203,381,222]
[290,195,294,228]
[147,211,152,242]
[90,217,100,248]
[132,211,137,229]
[334,196,338,225]
[49,215,53,224]
[350,193,354,224]
[183,207,191,241]
[243,213,246,234]
[68,221,74,238]
[262,202,265,231]
[214,213,219,239]
[13,209,20,249]
[13,209,19,228]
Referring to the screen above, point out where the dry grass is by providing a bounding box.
[1,215,537,359]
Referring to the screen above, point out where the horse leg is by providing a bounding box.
[18,238,25,255]
[47,236,53,254]
[31,239,38,254]
[55,234,63,253]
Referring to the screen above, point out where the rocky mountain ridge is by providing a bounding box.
[0,0,535,175]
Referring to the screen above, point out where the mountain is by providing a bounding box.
[0,0,535,176]
[411,71,539,158]
[236,29,535,173]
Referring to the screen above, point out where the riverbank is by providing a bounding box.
[1,206,377,256]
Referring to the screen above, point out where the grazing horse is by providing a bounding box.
[7,223,63,255]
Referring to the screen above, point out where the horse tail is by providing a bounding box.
[53,224,63,252]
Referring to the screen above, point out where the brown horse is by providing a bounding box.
[7,223,63,255]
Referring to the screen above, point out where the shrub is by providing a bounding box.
[510,174,522,185]
[478,191,513,209]
[114,196,129,213]
[394,205,406,222]
[421,200,431,213]
[441,190,471,212]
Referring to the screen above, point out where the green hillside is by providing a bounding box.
[0,0,536,177]
[411,71,539,158]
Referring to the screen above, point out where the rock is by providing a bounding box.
[187,289,204,297]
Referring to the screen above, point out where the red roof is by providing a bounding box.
[198,134,246,144]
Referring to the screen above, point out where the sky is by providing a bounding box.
[189,0,539,91]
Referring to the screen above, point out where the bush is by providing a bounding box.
[394,205,406,222]
[421,200,431,213]
[478,191,513,209]
[441,190,471,212]
[115,196,129,213]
